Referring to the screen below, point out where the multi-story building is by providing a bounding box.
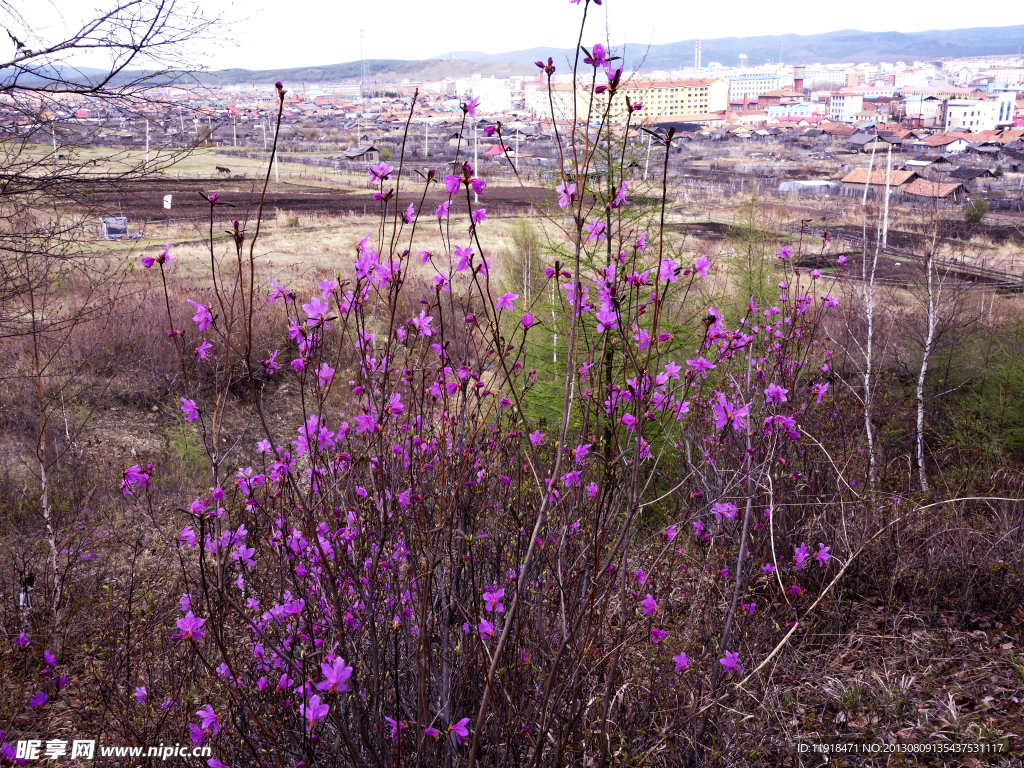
[454,75,512,114]
[943,99,1000,132]
[727,74,782,102]
[829,93,864,123]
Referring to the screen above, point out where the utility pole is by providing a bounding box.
[233,118,237,147]
[424,121,428,156]
[644,131,652,180]
[515,129,519,170]
[145,119,149,169]
[473,121,479,203]
[274,118,280,183]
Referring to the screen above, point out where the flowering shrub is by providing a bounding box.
[119,15,850,768]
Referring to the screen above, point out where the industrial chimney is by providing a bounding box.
[793,65,805,94]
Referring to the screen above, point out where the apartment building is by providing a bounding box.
[828,93,864,123]
[943,99,1000,132]
[727,74,783,102]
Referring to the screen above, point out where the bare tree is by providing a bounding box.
[0,0,217,641]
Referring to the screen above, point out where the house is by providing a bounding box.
[847,133,901,154]
[759,88,804,108]
[948,167,994,181]
[903,178,967,201]
[840,168,919,194]
[911,135,971,154]
[344,145,381,162]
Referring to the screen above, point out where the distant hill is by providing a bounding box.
[194,59,531,86]
[438,24,1024,69]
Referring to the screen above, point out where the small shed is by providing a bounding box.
[344,145,380,163]
[100,217,128,240]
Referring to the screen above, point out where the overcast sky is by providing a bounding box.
[17,0,1024,71]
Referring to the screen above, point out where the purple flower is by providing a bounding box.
[811,382,829,403]
[470,177,486,195]
[823,293,838,308]
[651,626,667,643]
[640,594,658,615]
[181,398,199,423]
[444,174,461,194]
[483,125,496,137]
[300,695,330,731]
[815,543,831,567]
[121,464,151,496]
[764,383,789,404]
[712,502,738,522]
[368,162,394,182]
[483,587,505,613]
[585,43,609,68]
[436,200,450,219]
[43,650,56,666]
[450,717,471,745]
[316,656,353,694]
[585,219,606,242]
[464,97,480,118]
[172,612,206,642]
[424,726,441,738]
[208,760,230,768]
[303,295,330,324]
[208,194,219,204]
[195,339,212,360]
[761,563,776,574]
[478,618,495,638]
[778,246,791,259]
[692,519,704,536]
[29,691,48,707]
[529,430,544,446]
[197,704,220,735]
[556,182,576,208]
[316,363,335,388]
[712,394,749,432]
[521,313,536,328]
[659,257,679,283]
[719,651,741,674]
[472,208,487,224]
[794,542,809,570]
[134,686,147,703]
[495,292,517,312]
[186,300,213,331]
[687,357,716,377]
[673,651,690,671]
[694,255,711,278]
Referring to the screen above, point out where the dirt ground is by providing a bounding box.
[68,176,552,225]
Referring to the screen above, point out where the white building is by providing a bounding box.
[996,91,1017,127]
[766,102,819,118]
[728,74,782,102]
[454,75,512,114]
[829,93,864,123]
[943,99,1000,132]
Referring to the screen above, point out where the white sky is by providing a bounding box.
[14,0,1024,71]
